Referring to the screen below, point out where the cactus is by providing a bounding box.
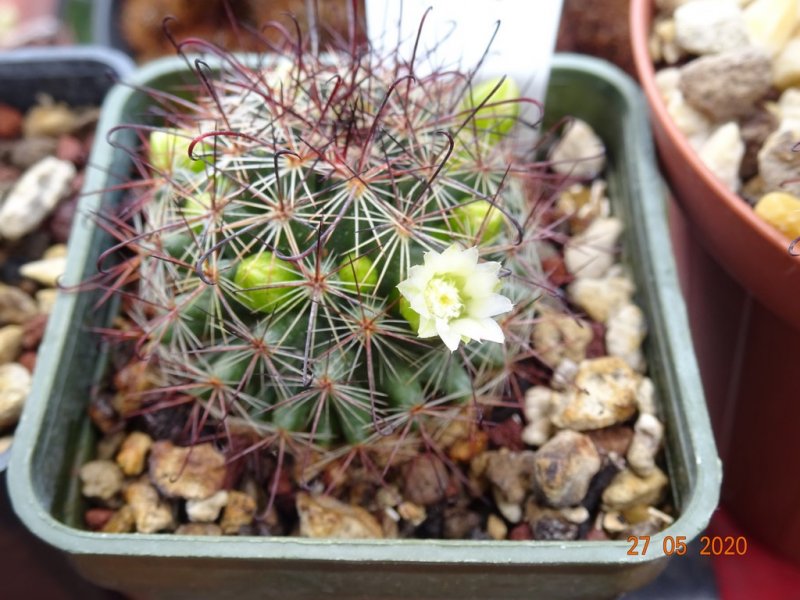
[98,18,562,486]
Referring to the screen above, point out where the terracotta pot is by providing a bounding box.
[630,0,800,330]
[630,0,800,565]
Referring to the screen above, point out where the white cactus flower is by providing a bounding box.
[397,243,513,352]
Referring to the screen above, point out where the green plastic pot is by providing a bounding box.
[7,54,720,600]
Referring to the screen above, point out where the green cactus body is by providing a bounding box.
[115,49,551,462]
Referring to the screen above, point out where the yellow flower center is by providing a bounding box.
[424,277,463,321]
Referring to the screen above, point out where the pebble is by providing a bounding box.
[533,430,602,508]
[601,467,669,511]
[551,357,639,431]
[486,513,508,540]
[655,68,713,149]
[674,0,749,55]
[397,501,427,526]
[586,425,635,459]
[100,506,135,534]
[0,284,38,325]
[564,217,623,278]
[84,508,114,531]
[96,431,126,461]
[79,459,124,501]
[753,191,800,239]
[0,362,31,429]
[0,325,23,365]
[532,311,593,366]
[550,119,606,179]
[508,523,533,540]
[567,274,635,324]
[778,88,800,126]
[484,449,536,522]
[443,506,481,539]
[0,104,22,139]
[651,17,684,65]
[220,491,257,534]
[636,378,657,415]
[175,523,223,536]
[557,181,610,234]
[19,256,67,287]
[757,129,800,196]
[628,414,665,476]
[605,304,648,373]
[296,492,384,539]
[115,431,153,477]
[773,37,800,90]
[186,490,230,523]
[35,289,59,314]
[698,122,745,192]
[602,511,628,534]
[0,157,76,241]
[124,480,176,533]
[402,454,450,506]
[525,501,580,541]
[23,102,80,138]
[551,358,579,391]
[9,137,58,170]
[740,109,779,180]
[149,441,227,500]
[742,0,798,56]
[522,386,555,447]
[679,48,772,121]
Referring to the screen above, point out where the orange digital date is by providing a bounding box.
[626,535,748,556]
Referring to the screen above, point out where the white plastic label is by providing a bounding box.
[365,0,565,105]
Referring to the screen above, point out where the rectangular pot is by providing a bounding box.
[7,53,721,600]
[0,45,134,472]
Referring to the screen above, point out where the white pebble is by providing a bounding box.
[0,157,75,241]
[564,217,623,279]
[698,122,745,192]
[606,304,648,373]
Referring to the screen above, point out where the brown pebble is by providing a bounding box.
[486,514,508,540]
[585,321,607,359]
[21,314,48,351]
[0,164,21,183]
[17,352,36,373]
[176,523,223,536]
[486,415,525,451]
[508,523,533,540]
[585,527,610,541]
[9,137,58,170]
[448,430,489,463]
[116,431,153,476]
[542,255,573,287]
[297,492,384,539]
[402,454,450,506]
[149,441,227,500]
[100,505,135,533]
[586,425,634,458]
[443,506,481,539]
[56,135,86,167]
[48,193,79,243]
[84,508,114,531]
[0,104,23,139]
[220,491,257,535]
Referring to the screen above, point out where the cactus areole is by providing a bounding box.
[100,27,559,463]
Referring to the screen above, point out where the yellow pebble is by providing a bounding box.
[754,192,800,240]
[744,0,798,57]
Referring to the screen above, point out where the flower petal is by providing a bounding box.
[417,316,437,338]
[469,293,514,318]
[477,318,505,343]
[436,319,462,352]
